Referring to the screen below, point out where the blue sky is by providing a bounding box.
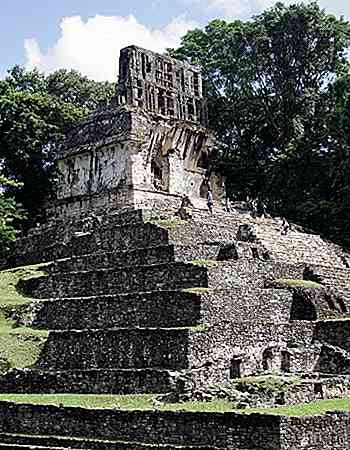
[1,0,350,81]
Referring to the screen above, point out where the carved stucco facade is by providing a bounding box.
[50,46,224,219]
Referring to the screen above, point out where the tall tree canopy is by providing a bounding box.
[0,66,114,223]
[170,2,350,246]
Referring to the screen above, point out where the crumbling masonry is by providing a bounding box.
[50,45,224,219]
[0,46,349,449]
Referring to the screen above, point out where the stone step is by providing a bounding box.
[315,344,350,375]
[8,210,148,267]
[24,259,304,301]
[0,434,230,450]
[29,291,201,330]
[0,402,281,449]
[256,228,345,267]
[49,243,226,274]
[22,262,208,299]
[67,222,169,257]
[199,287,294,325]
[27,286,295,331]
[166,222,238,247]
[0,368,174,394]
[204,260,304,291]
[37,329,190,371]
[50,245,176,273]
[0,444,71,450]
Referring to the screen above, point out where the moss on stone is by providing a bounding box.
[182,287,213,294]
[0,394,349,416]
[0,264,49,372]
[271,278,323,289]
[0,264,48,306]
[191,259,219,268]
[148,219,187,228]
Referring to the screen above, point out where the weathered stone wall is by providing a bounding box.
[57,145,131,200]
[188,321,319,382]
[117,46,207,126]
[280,412,350,449]
[0,402,348,450]
[37,329,190,370]
[0,368,173,394]
[49,245,176,273]
[23,262,207,298]
[7,209,147,267]
[29,291,201,330]
[200,288,294,324]
[290,287,350,321]
[314,320,350,352]
[0,402,282,450]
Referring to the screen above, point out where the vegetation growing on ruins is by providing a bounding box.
[0,394,349,416]
[0,313,47,371]
[0,264,47,306]
[190,259,219,268]
[0,264,48,372]
[252,398,350,416]
[182,287,213,293]
[271,279,324,289]
[148,219,187,228]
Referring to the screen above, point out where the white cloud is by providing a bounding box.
[183,0,350,19]
[24,15,197,82]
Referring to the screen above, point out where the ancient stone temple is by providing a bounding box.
[0,46,350,450]
[50,45,224,219]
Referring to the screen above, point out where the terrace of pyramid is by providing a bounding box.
[0,46,349,450]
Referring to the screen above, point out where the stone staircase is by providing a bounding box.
[0,432,227,450]
[305,264,350,301]
[0,208,350,449]
[1,208,349,396]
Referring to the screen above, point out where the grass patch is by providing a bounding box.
[0,395,349,416]
[232,375,300,393]
[0,394,234,412]
[182,287,213,294]
[0,312,48,370]
[191,259,219,268]
[148,219,187,229]
[272,278,323,289]
[0,394,155,410]
[251,398,350,416]
[0,264,49,371]
[0,264,48,306]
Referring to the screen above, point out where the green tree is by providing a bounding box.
[170,2,350,245]
[0,66,114,223]
[170,2,350,195]
[0,175,25,258]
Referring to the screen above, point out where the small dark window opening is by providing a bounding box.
[325,294,336,311]
[197,152,209,169]
[187,100,195,119]
[141,54,146,79]
[230,357,242,379]
[151,162,162,180]
[281,351,291,372]
[262,349,273,371]
[314,382,324,399]
[336,297,347,313]
[199,180,209,199]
